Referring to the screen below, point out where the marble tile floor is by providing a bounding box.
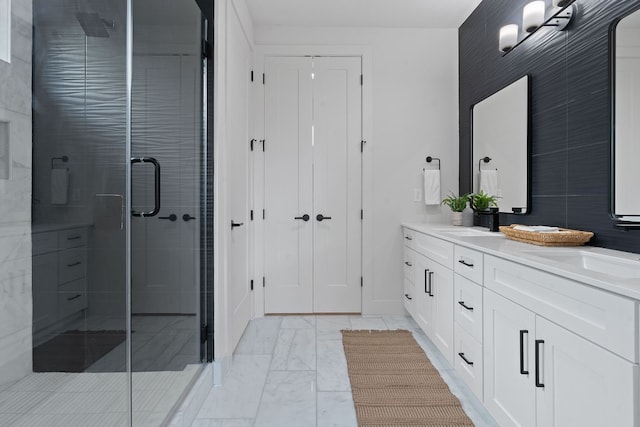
[0,314,203,426]
[191,315,500,427]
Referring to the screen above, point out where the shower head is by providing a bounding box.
[75,12,112,38]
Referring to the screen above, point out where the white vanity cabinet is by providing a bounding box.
[411,233,454,365]
[403,229,415,316]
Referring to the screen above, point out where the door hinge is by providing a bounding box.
[263,277,266,288]
[263,209,266,220]
[250,279,254,291]
[250,139,256,151]
[200,323,209,343]
[360,74,363,85]
[262,73,265,85]
[361,140,366,153]
[260,139,265,152]
[251,70,254,82]
[250,210,254,221]
[361,277,363,288]
[361,209,363,220]
[202,41,212,59]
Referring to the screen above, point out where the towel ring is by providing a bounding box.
[478,157,492,171]
[425,156,441,170]
[51,155,69,169]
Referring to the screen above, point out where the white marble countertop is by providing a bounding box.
[402,223,640,301]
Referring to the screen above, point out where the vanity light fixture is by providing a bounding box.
[500,0,577,55]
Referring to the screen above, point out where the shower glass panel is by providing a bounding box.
[16,0,208,425]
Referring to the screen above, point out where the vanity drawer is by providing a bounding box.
[454,323,483,400]
[58,228,87,249]
[414,233,454,269]
[485,255,637,362]
[403,228,415,249]
[454,245,483,284]
[404,278,415,317]
[404,247,415,283]
[58,279,87,319]
[58,248,86,284]
[454,274,483,341]
[33,231,58,256]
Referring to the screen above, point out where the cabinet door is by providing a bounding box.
[484,289,536,427]
[429,259,454,365]
[536,317,637,427]
[33,253,58,331]
[413,252,433,335]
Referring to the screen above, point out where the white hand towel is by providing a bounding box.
[513,225,560,232]
[51,168,69,205]
[479,169,499,197]
[423,169,441,206]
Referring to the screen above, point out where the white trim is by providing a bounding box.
[252,44,381,315]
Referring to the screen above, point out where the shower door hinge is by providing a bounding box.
[261,139,266,152]
[251,70,254,82]
[202,41,212,59]
[361,277,363,288]
[361,140,366,153]
[263,209,266,220]
[360,74,363,85]
[250,139,256,151]
[361,209,363,220]
[200,323,209,343]
[263,277,266,288]
[263,73,265,85]
[250,210,254,221]
[250,279,254,291]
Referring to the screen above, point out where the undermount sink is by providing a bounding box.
[522,249,640,280]
[434,228,504,237]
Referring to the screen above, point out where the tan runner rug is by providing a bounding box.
[342,329,474,426]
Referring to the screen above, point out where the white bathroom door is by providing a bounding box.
[131,54,200,314]
[263,56,362,314]
[312,57,362,313]
[227,5,252,349]
[263,56,314,313]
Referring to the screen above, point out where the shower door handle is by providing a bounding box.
[131,157,161,217]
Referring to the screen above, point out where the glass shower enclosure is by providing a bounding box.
[0,0,208,425]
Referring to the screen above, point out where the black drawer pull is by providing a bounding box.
[427,271,434,297]
[458,259,474,268]
[67,236,82,240]
[67,262,82,267]
[458,352,474,366]
[458,301,474,311]
[404,261,412,267]
[424,269,429,294]
[520,330,529,375]
[535,339,544,388]
[404,294,413,301]
[404,236,413,241]
[67,294,82,301]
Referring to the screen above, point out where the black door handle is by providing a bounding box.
[316,214,332,221]
[427,271,434,297]
[131,157,161,217]
[535,339,544,388]
[458,259,474,268]
[295,214,310,221]
[183,214,196,222]
[231,220,244,229]
[520,330,529,375]
[458,352,474,366]
[458,301,474,311]
[159,214,177,222]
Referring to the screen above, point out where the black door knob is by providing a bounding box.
[231,220,244,229]
[183,214,196,222]
[159,214,177,222]
[294,214,310,221]
[316,214,332,222]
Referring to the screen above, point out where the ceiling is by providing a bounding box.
[245,0,483,29]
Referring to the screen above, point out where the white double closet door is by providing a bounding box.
[264,56,362,314]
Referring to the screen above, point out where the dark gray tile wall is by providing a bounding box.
[459,0,640,252]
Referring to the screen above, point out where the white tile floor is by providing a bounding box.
[191,315,500,427]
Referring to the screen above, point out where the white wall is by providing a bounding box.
[252,26,459,314]
[0,0,32,386]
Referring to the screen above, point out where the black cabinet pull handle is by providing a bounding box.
[404,294,412,301]
[458,301,474,311]
[183,214,196,222]
[404,236,412,241]
[428,271,434,297]
[294,214,310,221]
[520,330,529,375]
[67,262,82,267]
[458,259,474,268]
[67,236,82,241]
[159,214,177,222]
[231,221,244,229]
[458,352,474,366]
[535,339,544,388]
[131,157,161,217]
[424,269,429,294]
[67,294,82,301]
[404,261,412,267]
[316,214,332,221]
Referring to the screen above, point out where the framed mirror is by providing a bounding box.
[613,9,640,223]
[472,75,530,214]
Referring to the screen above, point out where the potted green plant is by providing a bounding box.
[469,191,499,212]
[441,192,469,226]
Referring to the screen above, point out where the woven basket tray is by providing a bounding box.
[499,224,594,247]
